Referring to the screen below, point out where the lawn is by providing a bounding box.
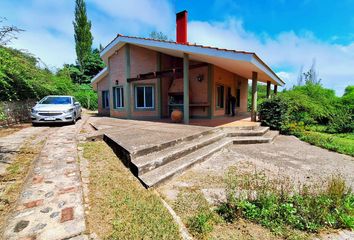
[82,141,181,240]
[295,131,354,157]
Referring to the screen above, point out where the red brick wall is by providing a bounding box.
[129,45,159,118]
[108,45,128,118]
[96,75,110,116]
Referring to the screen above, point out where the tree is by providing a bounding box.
[149,31,168,41]
[73,0,93,69]
[0,17,24,45]
[303,59,321,85]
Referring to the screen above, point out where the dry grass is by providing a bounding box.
[0,137,44,234]
[83,141,181,240]
[0,124,31,137]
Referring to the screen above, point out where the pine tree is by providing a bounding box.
[73,0,93,70]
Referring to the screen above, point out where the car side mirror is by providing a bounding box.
[74,102,80,106]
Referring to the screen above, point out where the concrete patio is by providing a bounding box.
[89,116,277,188]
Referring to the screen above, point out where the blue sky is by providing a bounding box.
[1,0,354,95]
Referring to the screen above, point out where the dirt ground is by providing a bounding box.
[158,134,354,239]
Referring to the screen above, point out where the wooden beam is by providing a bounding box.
[274,84,278,95]
[127,63,208,82]
[251,72,258,122]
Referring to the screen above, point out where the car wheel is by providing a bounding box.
[72,113,77,124]
[32,122,39,127]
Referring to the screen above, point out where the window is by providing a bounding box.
[102,90,110,109]
[39,96,72,105]
[216,85,224,108]
[135,86,154,109]
[113,87,124,108]
[236,89,241,107]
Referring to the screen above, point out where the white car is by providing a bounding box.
[31,96,82,125]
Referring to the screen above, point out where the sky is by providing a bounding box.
[1,0,354,95]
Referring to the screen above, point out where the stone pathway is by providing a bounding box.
[3,116,88,240]
[0,126,47,175]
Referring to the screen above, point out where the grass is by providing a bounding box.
[0,137,44,234]
[173,189,221,239]
[295,131,354,157]
[216,168,354,239]
[82,141,181,240]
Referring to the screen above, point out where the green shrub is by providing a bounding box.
[258,96,289,132]
[187,210,214,237]
[73,84,98,110]
[217,170,354,235]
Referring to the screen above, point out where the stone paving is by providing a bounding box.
[0,126,48,175]
[3,117,88,240]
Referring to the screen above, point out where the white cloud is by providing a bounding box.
[188,18,354,95]
[1,1,353,95]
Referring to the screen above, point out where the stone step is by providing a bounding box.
[131,128,218,158]
[225,126,269,137]
[132,131,226,176]
[219,122,261,130]
[139,138,231,188]
[231,130,279,144]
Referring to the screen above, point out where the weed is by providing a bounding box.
[217,169,354,237]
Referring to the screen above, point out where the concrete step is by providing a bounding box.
[225,126,269,137]
[131,128,218,158]
[231,130,279,144]
[132,131,226,175]
[139,138,231,188]
[219,122,261,130]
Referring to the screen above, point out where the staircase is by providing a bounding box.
[128,125,279,188]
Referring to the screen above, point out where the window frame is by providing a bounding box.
[102,90,110,109]
[216,84,225,109]
[113,86,124,109]
[134,85,155,109]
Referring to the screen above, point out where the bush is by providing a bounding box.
[217,170,354,235]
[258,96,289,132]
[187,210,214,237]
[73,84,98,110]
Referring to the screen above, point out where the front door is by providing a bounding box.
[225,87,231,115]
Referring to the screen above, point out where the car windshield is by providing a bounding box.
[39,97,72,104]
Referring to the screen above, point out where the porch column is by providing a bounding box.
[266,81,271,99]
[274,84,278,95]
[183,53,189,124]
[251,71,258,122]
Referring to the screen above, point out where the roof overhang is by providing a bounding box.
[91,67,108,90]
[98,36,284,86]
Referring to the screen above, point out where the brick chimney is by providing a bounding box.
[176,10,188,44]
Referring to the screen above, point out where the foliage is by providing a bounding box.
[149,31,169,41]
[187,210,215,237]
[292,130,354,157]
[258,83,353,134]
[217,169,354,236]
[0,17,24,45]
[73,0,93,68]
[0,46,98,110]
[59,48,104,84]
[258,96,289,131]
[342,85,354,110]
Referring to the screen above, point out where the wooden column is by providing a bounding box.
[266,81,271,99]
[251,72,258,122]
[274,84,278,95]
[183,53,189,124]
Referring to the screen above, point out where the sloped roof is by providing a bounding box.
[92,34,284,86]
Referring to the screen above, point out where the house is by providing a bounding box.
[91,11,284,124]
